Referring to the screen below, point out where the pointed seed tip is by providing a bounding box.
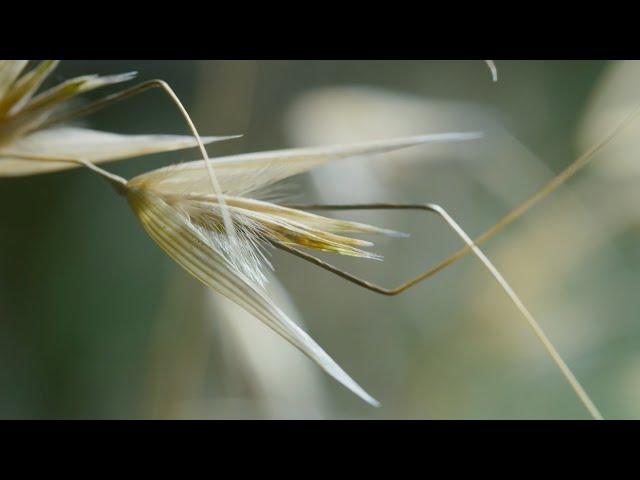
[367,396,381,408]
[112,71,138,82]
[384,229,410,238]
[200,134,244,144]
[411,131,484,144]
[351,385,380,407]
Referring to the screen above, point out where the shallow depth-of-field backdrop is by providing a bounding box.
[2,60,640,419]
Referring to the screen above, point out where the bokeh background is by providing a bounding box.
[2,60,639,419]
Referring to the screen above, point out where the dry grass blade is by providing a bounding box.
[131,132,483,197]
[0,128,237,176]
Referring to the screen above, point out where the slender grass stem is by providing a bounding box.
[434,205,603,420]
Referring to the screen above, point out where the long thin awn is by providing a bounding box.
[276,203,603,419]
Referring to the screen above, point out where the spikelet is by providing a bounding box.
[0,60,235,176]
[123,134,482,405]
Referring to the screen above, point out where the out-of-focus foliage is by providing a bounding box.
[3,60,637,419]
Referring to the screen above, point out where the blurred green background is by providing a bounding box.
[3,60,640,419]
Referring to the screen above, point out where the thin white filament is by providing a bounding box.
[153,81,238,248]
[485,60,498,82]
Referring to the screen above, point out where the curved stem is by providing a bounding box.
[3,151,127,191]
[278,202,603,419]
